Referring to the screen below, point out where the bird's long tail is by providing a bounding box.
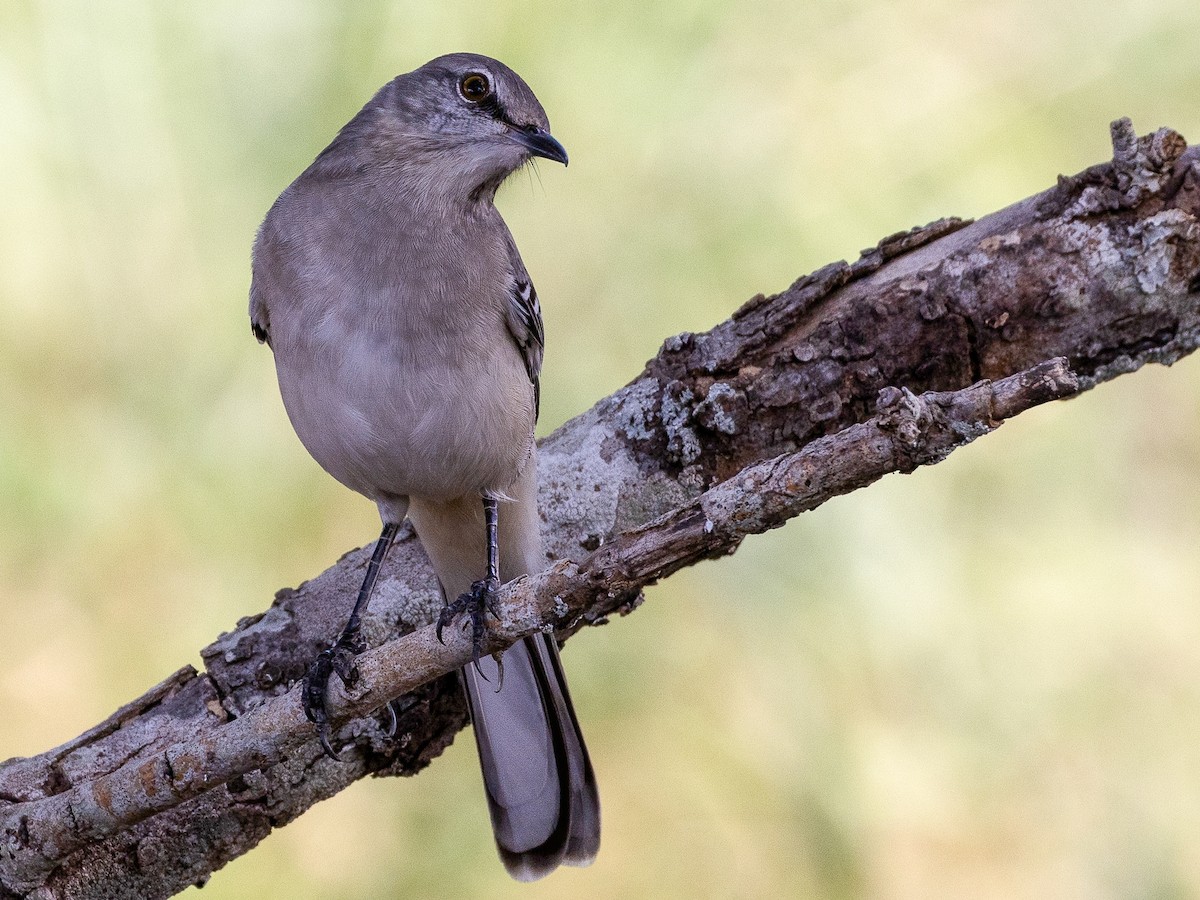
[462,635,600,881]
[407,466,600,881]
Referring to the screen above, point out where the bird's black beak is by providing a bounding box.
[511,126,569,166]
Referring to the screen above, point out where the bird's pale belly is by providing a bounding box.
[275,343,535,504]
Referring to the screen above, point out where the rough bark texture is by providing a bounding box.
[2,119,1199,899]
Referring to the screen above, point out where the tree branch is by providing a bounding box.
[2,118,1198,899]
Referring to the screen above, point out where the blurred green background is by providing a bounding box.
[3,1,1200,897]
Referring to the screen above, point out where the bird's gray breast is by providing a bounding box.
[265,200,536,503]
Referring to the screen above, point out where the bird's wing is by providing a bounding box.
[249,280,272,347]
[501,238,545,420]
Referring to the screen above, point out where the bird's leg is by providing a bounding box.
[304,520,399,758]
[437,496,501,666]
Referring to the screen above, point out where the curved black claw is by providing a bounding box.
[436,576,501,672]
[303,631,366,760]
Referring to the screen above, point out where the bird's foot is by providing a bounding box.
[303,630,365,759]
[436,576,501,669]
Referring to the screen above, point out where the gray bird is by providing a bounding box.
[249,53,600,881]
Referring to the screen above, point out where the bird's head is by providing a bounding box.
[358,53,568,202]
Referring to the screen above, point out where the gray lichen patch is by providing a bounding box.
[1050,219,1125,276]
[1130,209,1200,294]
[538,413,644,562]
[659,381,702,466]
[693,382,744,435]
[610,379,661,443]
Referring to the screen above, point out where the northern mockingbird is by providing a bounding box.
[249,53,599,881]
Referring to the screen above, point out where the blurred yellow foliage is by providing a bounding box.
[2,1,1200,898]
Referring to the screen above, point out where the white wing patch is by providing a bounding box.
[505,276,545,419]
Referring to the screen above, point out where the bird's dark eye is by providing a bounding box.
[459,72,492,103]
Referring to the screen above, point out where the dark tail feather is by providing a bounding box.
[462,635,600,881]
[530,634,600,866]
